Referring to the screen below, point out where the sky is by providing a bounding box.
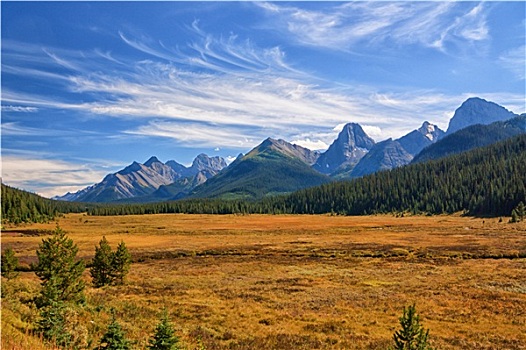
[1,1,525,198]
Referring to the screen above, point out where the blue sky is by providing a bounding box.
[2,1,525,197]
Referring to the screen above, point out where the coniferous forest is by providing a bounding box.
[1,184,89,224]
[2,134,525,223]
[86,134,526,218]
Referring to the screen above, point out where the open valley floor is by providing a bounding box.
[2,213,525,349]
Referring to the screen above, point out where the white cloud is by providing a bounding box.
[124,120,259,149]
[1,155,112,198]
[1,105,38,113]
[2,24,522,152]
[256,2,490,54]
[361,125,382,138]
[225,155,238,164]
[499,45,526,81]
[291,139,329,151]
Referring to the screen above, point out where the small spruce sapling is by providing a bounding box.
[391,304,433,350]
[515,201,525,222]
[95,312,131,350]
[37,299,72,348]
[147,308,180,350]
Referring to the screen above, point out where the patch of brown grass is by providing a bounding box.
[2,214,525,349]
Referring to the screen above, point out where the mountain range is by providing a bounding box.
[56,97,522,203]
[56,154,227,202]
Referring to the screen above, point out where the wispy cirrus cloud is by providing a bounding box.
[1,105,38,113]
[2,122,54,136]
[2,20,522,153]
[499,45,526,81]
[256,2,490,54]
[124,120,259,149]
[118,20,297,76]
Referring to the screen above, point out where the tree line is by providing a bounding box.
[87,134,526,218]
[270,133,526,217]
[1,183,91,224]
[3,134,525,222]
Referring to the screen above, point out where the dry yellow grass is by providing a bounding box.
[2,213,526,349]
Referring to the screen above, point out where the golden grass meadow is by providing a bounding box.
[2,213,526,349]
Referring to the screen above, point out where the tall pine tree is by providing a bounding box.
[34,226,85,347]
[34,225,85,306]
[110,241,131,285]
[90,238,132,287]
[90,236,114,287]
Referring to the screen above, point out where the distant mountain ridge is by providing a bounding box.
[54,97,524,203]
[249,138,321,165]
[350,138,413,178]
[55,154,227,202]
[344,121,445,178]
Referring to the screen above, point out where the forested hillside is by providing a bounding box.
[87,134,526,217]
[273,134,525,216]
[1,184,89,224]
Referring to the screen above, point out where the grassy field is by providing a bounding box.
[2,213,526,349]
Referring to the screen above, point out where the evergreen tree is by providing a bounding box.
[391,304,433,350]
[110,241,131,285]
[37,299,72,348]
[515,201,525,222]
[1,247,19,279]
[95,312,131,350]
[510,209,520,223]
[90,236,114,287]
[34,226,85,306]
[34,226,85,347]
[148,309,180,350]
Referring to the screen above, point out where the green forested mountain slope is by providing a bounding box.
[188,138,330,200]
[412,115,525,163]
[271,134,526,216]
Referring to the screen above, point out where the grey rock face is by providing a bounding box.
[446,97,517,135]
[398,121,445,156]
[314,123,375,174]
[55,154,227,202]
[350,139,413,178]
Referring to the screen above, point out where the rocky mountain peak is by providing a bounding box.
[144,156,162,167]
[396,122,444,157]
[338,123,376,150]
[248,138,320,165]
[417,121,443,142]
[121,161,143,175]
[446,97,517,135]
[350,138,412,178]
[313,122,375,174]
[191,154,228,172]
